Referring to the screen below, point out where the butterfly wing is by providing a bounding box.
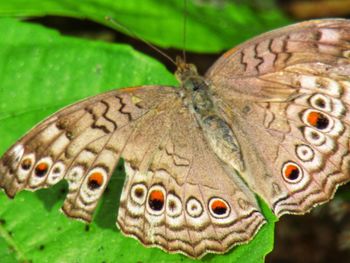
[206,19,350,101]
[117,103,265,258]
[205,19,350,216]
[0,85,178,222]
[0,84,265,258]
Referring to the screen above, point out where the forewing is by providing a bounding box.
[0,85,178,222]
[206,19,350,217]
[206,19,350,101]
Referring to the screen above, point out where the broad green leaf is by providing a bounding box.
[0,0,290,52]
[0,18,277,263]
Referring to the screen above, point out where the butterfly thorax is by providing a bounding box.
[176,61,245,172]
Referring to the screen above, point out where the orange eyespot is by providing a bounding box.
[306,111,329,130]
[21,158,32,170]
[87,172,104,190]
[34,162,49,177]
[208,198,230,218]
[211,200,228,215]
[282,162,302,182]
[148,190,165,211]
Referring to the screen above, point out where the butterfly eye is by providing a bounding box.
[147,185,166,215]
[209,198,230,218]
[186,197,203,218]
[282,162,303,183]
[87,172,104,190]
[305,110,330,130]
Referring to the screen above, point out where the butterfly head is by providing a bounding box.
[175,56,199,84]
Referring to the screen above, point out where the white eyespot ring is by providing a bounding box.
[304,127,326,146]
[19,155,34,171]
[186,197,203,218]
[296,144,315,162]
[282,161,304,184]
[130,183,147,205]
[34,157,53,177]
[85,167,108,191]
[29,157,54,187]
[17,153,36,181]
[47,161,66,185]
[309,94,331,112]
[208,197,230,219]
[66,166,85,190]
[166,193,182,218]
[79,167,108,203]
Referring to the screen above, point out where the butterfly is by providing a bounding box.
[1,19,350,258]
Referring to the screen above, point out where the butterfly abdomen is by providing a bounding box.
[183,73,245,173]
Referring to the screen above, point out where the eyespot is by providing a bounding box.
[66,166,85,190]
[166,193,182,217]
[21,158,33,171]
[87,172,104,190]
[77,167,107,204]
[130,183,147,205]
[83,167,107,192]
[147,185,166,215]
[209,197,230,218]
[47,162,65,185]
[149,191,164,210]
[309,94,331,112]
[296,144,315,162]
[17,153,36,181]
[34,163,49,177]
[282,161,303,183]
[304,110,330,130]
[186,197,203,218]
[303,127,326,146]
[33,157,53,177]
[28,157,53,187]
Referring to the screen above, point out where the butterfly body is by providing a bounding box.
[1,19,350,258]
[178,61,245,172]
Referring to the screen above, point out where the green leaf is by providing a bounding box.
[0,0,290,52]
[0,18,277,263]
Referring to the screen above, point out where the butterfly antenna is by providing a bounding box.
[182,0,187,63]
[105,16,177,66]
